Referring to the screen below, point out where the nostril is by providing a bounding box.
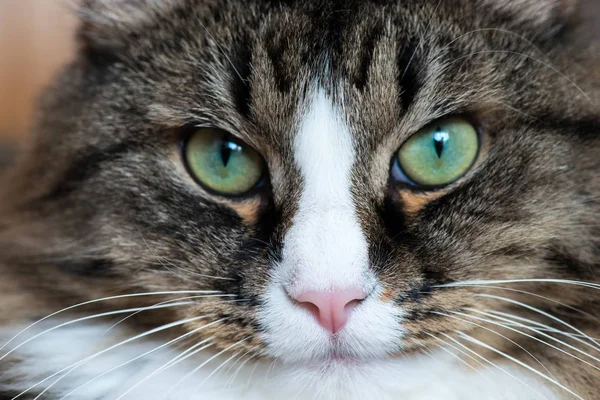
[344,298,363,313]
[295,298,320,316]
[290,288,367,334]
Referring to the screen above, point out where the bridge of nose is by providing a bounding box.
[282,87,371,298]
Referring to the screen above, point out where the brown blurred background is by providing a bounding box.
[0,0,77,144]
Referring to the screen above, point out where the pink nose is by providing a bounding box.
[294,288,367,334]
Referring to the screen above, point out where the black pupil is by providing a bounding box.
[433,128,449,158]
[220,139,242,167]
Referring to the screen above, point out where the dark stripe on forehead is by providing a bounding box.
[231,34,253,119]
[354,23,384,91]
[264,30,292,93]
[397,38,421,108]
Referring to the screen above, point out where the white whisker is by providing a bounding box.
[59,320,221,400]
[226,349,259,389]
[452,284,599,323]
[111,335,218,400]
[194,351,241,392]
[103,294,236,333]
[458,332,584,400]
[488,311,600,341]
[475,294,600,350]
[464,309,600,369]
[0,290,219,354]
[422,332,485,374]
[1,302,196,362]
[431,311,557,380]
[161,338,249,399]
[435,278,600,290]
[16,316,207,400]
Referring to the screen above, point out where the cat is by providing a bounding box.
[0,0,599,399]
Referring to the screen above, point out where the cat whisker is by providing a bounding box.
[164,337,216,369]
[450,283,600,324]
[161,337,249,399]
[435,278,600,290]
[488,312,600,342]
[430,311,557,380]
[436,331,551,400]
[15,316,207,400]
[264,358,279,383]
[474,294,600,350]
[104,294,237,333]
[245,353,263,389]
[1,301,206,362]
[194,350,243,393]
[457,331,584,400]
[422,331,485,374]
[222,347,255,379]
[448,309,600,375]
[111,333,221,400]
[226,348,260,389]
[465,309,600,366]
[0,290,220,354]
[59,324,220,399]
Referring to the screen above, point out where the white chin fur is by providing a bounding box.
[1,322,559,400]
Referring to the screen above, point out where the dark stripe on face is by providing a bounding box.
[58,258,117,278]
[397,38,421,108]
[533,114,600,141]
[42,141,136,201]
[544,246,600,278]
[379,194,413,246]
[264,30,292,93]
[354,23,384,91]
[231,35,253,119]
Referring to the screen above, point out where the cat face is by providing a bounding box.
[2,0,598,379]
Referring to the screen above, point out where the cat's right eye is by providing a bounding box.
[183,128,266,196]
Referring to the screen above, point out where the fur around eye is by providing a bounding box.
[392,117,480,188]
[184,128,266,196]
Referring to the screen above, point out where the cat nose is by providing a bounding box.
[293,288,367,334]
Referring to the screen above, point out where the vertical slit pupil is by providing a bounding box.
[220,139,242,167]
[433,129,449,159]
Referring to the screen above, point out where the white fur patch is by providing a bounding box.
[0,322,560,400]
[283,87,371,295]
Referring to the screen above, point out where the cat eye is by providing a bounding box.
[393,117,479,187]
[184,128,265,196]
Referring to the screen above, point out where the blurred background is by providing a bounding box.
[0,0,77,149]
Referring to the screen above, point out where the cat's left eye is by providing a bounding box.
[392,117,480,188]
[184,128,265,196]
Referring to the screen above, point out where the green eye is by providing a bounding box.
[395,117,479,187]
[184,128,265,196]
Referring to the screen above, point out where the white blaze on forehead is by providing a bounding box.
[282,87,371,295]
